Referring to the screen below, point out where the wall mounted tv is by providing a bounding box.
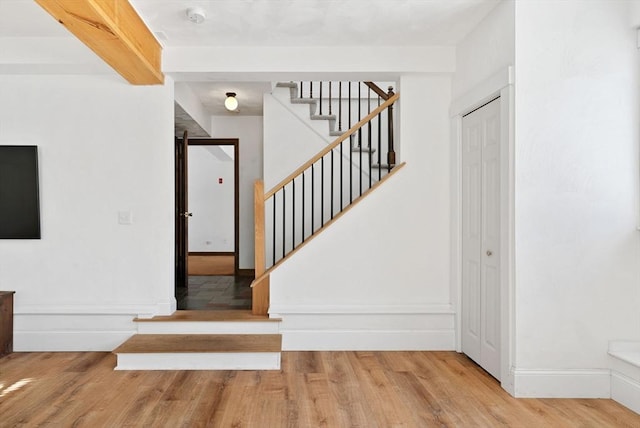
[0,146,41,239]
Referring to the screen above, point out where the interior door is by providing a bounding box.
[175,130,189,291]
[461,98,501,380]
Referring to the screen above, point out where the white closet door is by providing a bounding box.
[461,98,501,380]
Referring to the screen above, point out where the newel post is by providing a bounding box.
[387,86,396,171]
[252,179,269,315]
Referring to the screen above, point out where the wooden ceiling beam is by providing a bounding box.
[35,0,164,85]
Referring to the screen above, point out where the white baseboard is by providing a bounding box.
[14,331,134,352]
[611,371,640,415]
[271,306,455,351]
[282,330,454,351]
[513,369,611,398]
[13,312,137,351]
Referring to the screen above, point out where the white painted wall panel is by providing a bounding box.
[514,0,640,372]
[0,75,175,328]
[452,0,514,100]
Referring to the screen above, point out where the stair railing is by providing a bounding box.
[252,83,403,315]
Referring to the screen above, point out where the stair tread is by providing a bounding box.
[372,164,396,169]
[276,82,297,88]
[114,334,282,354]
[134,310,280,323]
[290,98,317,105]
[311,114,336,120]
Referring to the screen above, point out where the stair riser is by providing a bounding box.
[115,352,281,370]
[136,322,280,335]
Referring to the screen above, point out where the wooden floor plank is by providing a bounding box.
[113,334,282,354]
[0,351,639,427]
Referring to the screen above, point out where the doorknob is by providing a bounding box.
[486,250,493,256]
[182,212,193,218]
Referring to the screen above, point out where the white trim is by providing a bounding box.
[14,302,173,318]
[282,330,454,351]
[513,369,611,398]
[611,371,640,415]
[14,331,134,352]
[269,304,453,315]
[450,66,516,395]
[273,308,455,351]
[450,67,515,116]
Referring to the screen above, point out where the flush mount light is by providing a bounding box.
[186,7,206,24]
[224,92,238,111]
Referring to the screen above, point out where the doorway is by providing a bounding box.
[461,97,501,380]
[175,136,250,310]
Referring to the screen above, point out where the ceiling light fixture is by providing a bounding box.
[224,92,238,111]
[186,7,206,24]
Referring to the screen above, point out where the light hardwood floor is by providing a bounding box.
[0,351,638,427]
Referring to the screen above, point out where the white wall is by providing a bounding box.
[270,74,454,350]
[175,82,212,136]
[452,0,514,100]
[210,115,263,269]
[513,0,640,395]
[263,94,329,190]
[188,146,234,252]
[0,74,175,350]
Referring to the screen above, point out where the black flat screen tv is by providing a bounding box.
[0,146,41,239]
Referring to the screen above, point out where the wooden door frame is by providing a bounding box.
[176,138,241,276]
[175,132,189,291]
[450,67,515,395]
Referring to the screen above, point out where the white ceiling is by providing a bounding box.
[1,0,500,122]
[129,0,501,47]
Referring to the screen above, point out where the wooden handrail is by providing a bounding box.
[265,92,399,199]
[364,82,389,100]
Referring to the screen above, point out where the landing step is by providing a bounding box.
[133,310,281,334]
[113,334,282,370]
[114,334,281,354]
[134,310,280,323]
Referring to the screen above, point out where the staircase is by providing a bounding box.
[112,81,400,369]
[252,81,403,315]
[113,310,282,370]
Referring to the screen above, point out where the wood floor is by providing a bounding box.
[0,351,638,427]
[188,254,235,275]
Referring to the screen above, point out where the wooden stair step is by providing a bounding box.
[134,310,280,323]
[113,334,282,354]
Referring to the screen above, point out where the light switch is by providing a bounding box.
[118,210,133,225]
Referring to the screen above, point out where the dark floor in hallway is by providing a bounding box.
[177,275,252,310]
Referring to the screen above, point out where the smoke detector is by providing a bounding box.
[186,7,206,24]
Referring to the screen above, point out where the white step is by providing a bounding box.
[115,352,281,370]
[609,341,640,415]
